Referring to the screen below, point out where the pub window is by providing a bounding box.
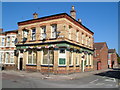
[10,52,14,63]
[69,50,73,65]
[60,48,65,53]
[5,52,9,63]
[76,52,79,65]
[42,48,54,65]
[28,50,37,64]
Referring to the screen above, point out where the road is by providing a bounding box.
[2,69,120,88]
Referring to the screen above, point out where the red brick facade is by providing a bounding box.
[93,42,108,70]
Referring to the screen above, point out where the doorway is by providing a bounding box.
[19,58,23,70]
[81,60,84,72]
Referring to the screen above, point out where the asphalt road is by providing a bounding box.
[2,69,120,88]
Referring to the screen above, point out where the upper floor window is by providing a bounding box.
[23,30,28,38]
[11,36,15,46]
[41,26,46,40]
[51,24,57,38]
[31,28,36,40]
[76,30,79,42]
[82,33,84,44]
[108,54,111,59]
[7,36,10,46]
[68,25,72,40]
[1,38,5,46]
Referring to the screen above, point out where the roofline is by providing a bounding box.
[18,13,94,34]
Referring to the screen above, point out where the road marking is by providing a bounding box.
[96,83,104,85]
[105,78,116,82]
[89,79,99,83]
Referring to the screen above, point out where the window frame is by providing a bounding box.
[51,24,57,38]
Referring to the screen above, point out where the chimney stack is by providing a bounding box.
[78,19,82,23]
[33,12,38,19]
[0,28,3,33]
[70,6,76,19]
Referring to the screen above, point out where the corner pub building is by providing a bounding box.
[15,6,94,74]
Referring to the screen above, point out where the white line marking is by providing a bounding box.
[96,83,104,85]
[89,79,99,83]
[105,78,116,82]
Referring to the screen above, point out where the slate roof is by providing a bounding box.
[94,42,107,50]
[108,49,116,53]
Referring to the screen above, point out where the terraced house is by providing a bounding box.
[15,6,94,74]
[0,28,17,70]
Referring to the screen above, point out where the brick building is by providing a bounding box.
[108,49,118,68]
[15,6,94,74]
[93,42,108,70]
[0,28,17,70]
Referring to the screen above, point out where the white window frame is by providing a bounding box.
[51,24,57,38]
[27,50,37,65]
[5,52,9,64]
[31,28,36,40]
[6,36,10,47]
[76,31,79,42]
[41,26,46,40]
[10,52,14,63]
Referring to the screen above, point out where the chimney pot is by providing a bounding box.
[70,6,76,19]
[33,12,38,19]
[78,19,82,23]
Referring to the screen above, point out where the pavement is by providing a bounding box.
[2,67,120,88]
[1,68,115,81]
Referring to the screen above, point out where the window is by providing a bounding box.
[2,38,5,46]
[5,52,9,63]
[11,36,15,46]
[88,37,91,46]
[76,31,79,42]
[59,48,66,65]
[69,50,73,65]
[23,30,28,38]
[60,48,65,53]
[86,54,89,65]
[10,52,14,63]
[31,28,36,40]
[28,50,36,64]
[82,33,84,44]
[76,52,79,65]
[51,24,57,38]
[41,26,46,39]
[42,48,54,65]
[0,52,4,63]
[68,25,72,40]
[108,54,111,59]
[7,36,10,46]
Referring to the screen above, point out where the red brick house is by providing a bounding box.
[93,42,108,70]
[108,49,118,68]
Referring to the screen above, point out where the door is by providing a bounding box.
[97,61,101,70]
[81,60,84,72]
[19,58,23,70]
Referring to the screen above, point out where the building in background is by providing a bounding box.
[108,49,118,68]
[93,42,108,70]
[15,6,94,74]
[0,28,18,70]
